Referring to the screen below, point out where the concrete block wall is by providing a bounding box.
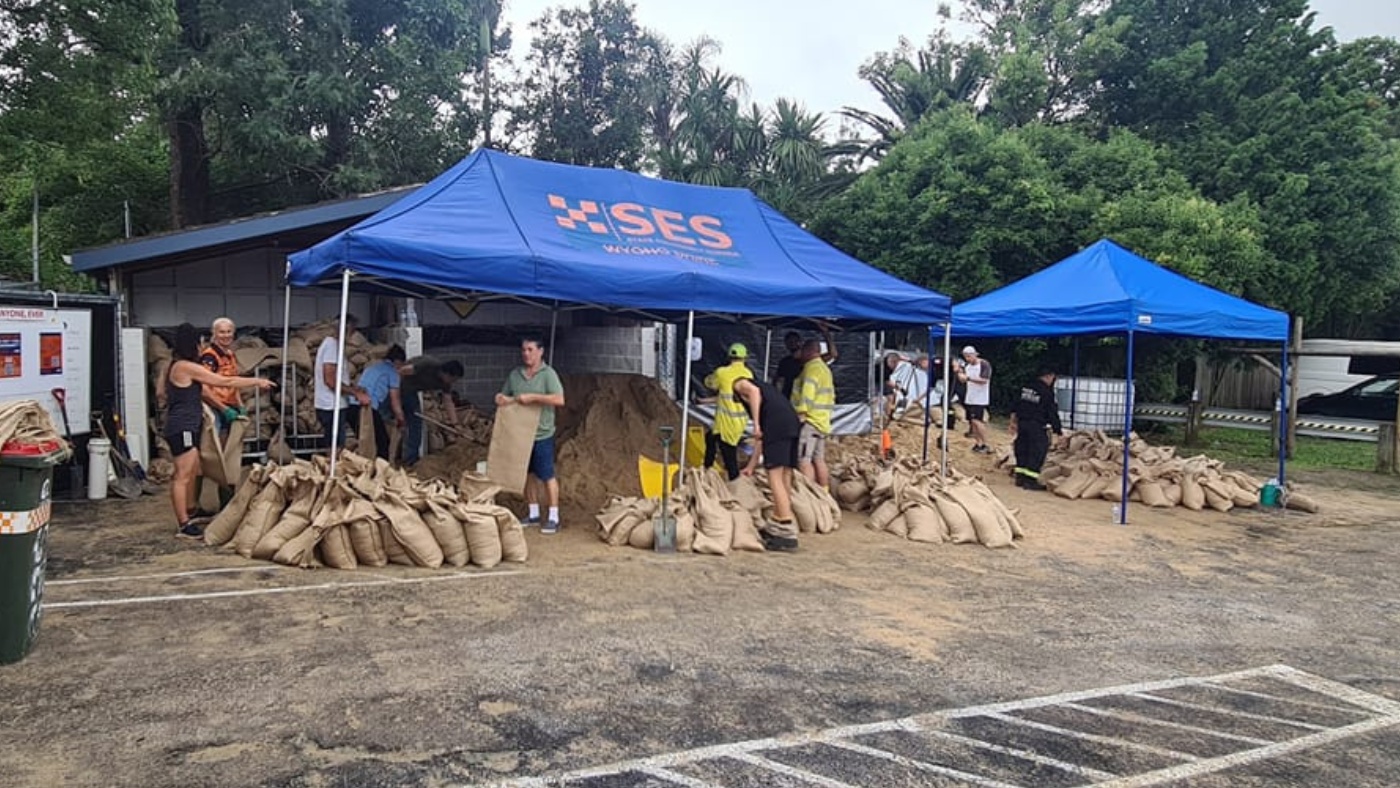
[429,343,522,409]
[429,326,656,411]
[554,326,654,376]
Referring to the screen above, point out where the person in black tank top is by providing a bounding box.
[165,324,277,539]
[734,377,802,551]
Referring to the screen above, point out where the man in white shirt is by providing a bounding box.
[958,345,993,453]
[314,314,371,449]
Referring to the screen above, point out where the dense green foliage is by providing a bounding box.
[1,0,1397,340]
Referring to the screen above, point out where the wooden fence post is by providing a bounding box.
[1379,423,1398,475]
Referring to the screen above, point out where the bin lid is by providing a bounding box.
[1,438,71,461]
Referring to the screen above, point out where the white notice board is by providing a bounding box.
[0,306,93,436]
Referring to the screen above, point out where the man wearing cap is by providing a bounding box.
[704,343,753,480]
[792,339,835,488]
[958,345,992,453]
[1009,365,1064,490]
[773,326,838,399]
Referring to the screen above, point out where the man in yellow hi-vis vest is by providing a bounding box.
[791,339,834,488]
[703,343,754,480]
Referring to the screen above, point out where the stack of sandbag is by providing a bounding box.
[836,458,1025,548]
[1002,430,1320,514]
[594,467,841,554]
[202,453,527,570]
[146,323,384,448]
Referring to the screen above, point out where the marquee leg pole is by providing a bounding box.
[279,279,292,448]
[328,269,351,481]
[678,311,696,485]
[942,323,952,481]
[1119,330,1135,525]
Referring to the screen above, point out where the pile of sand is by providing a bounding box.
[413,373,685,517]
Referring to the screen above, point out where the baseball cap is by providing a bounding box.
[728,343,749,359]
[961,345,977,356]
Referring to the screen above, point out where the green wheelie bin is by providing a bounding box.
[0,439,68,664]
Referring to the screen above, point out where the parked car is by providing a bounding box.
[1297,374,1399,421]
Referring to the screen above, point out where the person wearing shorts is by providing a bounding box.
[496,336,566,534]
[736,377,801,551]
[164,323,276,539]
[958,345,993,453]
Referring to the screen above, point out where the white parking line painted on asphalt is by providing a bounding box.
[982,711,1202,763]
[918,728,1119,782]
[44,569,528,609]
[1091,716,1400,788]
[1197,679,1369,716]
[634,766,723,788]
[1124,692,1329,732]
[1057,701,1275,746]
[729,752,861,788]
[821,738,1024,788]
[475,664,1400,788]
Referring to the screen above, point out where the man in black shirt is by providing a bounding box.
[1009,365,1065,491]
[735,377,802,551]
[772,326,838,399]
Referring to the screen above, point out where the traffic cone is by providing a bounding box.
[880,428,893,459]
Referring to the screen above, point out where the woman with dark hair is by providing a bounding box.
[166,323,276,538]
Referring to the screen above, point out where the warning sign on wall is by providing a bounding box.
[0,308,92,434]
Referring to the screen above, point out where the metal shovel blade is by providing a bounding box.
[652,510,676,553]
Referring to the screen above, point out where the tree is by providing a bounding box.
[840,31,994,161]
[157,0,501,226]
[1090,0,1400,335]
[508,0,662,170]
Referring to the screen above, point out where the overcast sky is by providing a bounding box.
[500,0,1399,117]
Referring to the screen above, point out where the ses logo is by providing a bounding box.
[547,194,741,265]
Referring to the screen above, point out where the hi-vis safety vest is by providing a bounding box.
[712,362,754,446]
[792,357,834,435]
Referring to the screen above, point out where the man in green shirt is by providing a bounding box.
[495,336,566,534]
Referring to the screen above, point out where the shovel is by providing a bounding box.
[652,426,676,553]
[92,414,144,500]
[51,389,85,499]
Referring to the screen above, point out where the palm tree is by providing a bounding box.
[840,32,993,161]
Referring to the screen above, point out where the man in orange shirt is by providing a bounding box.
[199,317,244,429]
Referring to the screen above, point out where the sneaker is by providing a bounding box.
[541,519,560,535]
[972,445,990,454]
[177,522,204,540]
[522,516,541,528]
[1015,476,1046,491]
[761,532,799,552]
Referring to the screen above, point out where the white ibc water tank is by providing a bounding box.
[1055,377,1134,433]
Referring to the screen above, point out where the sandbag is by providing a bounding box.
[233,476,290,558]
[1180,474,1206,511]
[944,484,1013,548]
[253,476,321,560]
[1202,483,1234,512]
[319,525,357,569]
[885,514,909,538]
[423,499,469,567]
[1163,482,1183,507]
[690,470,733,556]
[933,491,978,544]
[971,484,1024,540]
[727,476,767,523]
[457,471,502,504]
[867,499,901,531]
[836,478,868,507]
[378,492,444,568]
[494,507,529,563]
[1080,475,1114,501]
[628,517,656,549]
[1054,469,1095,500]
[380,519,415,565]
[455,503,503,568]
[903,502,945,543]
[1285,491,1320,513]
[729,505,765,552]
[346,501,388,567]
[1136,480,1170,508]
[272,527,321,568]
[355,406,377,460]
[789,486,819,534]
[204,465,266,546]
